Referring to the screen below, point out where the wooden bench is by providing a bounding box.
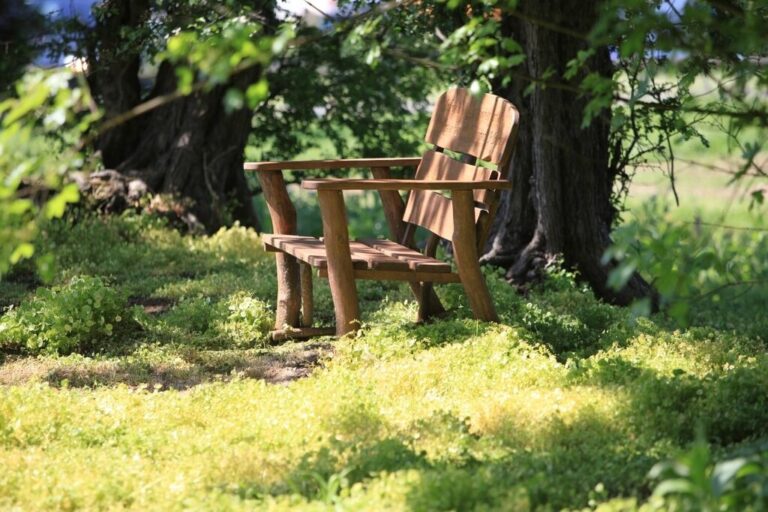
[246,88,520,339]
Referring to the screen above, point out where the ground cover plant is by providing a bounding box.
[2,0,767,509]
[1,161,766,510]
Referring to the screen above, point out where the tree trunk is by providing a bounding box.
[85,0,263,232]
[483,0,654,305]
[115,62,262,231]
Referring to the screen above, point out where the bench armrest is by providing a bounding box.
[244,158,422,172]
[301,178,513,191]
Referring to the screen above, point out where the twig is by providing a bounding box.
[689,279,768,302]
[685,221,768,233]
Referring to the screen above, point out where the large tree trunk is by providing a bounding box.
[85,0,262,232]
[483,0,654,305]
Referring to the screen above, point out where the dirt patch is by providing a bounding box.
[128,296,175,315]
[0,342,332,390]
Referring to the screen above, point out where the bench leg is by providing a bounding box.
[417,282,447,322]
[318,190,360,336]
[258,169,302,329]
[452,190,499,322]
[274,253,302,329]
[300,262,314,327]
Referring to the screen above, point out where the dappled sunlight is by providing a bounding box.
[1,214,767,509]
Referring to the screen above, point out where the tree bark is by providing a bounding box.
[483,0,654,305]
[85,0,263,232]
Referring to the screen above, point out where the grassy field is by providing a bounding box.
[0,156,767,510]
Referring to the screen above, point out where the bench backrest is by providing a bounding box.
[402,89,519,244]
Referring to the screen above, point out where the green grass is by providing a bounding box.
[0,162,767,510]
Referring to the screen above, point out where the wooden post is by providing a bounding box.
[300,263,313,327]
[451,190,498,322]
[317,190,360,335]
[257,170,301,328]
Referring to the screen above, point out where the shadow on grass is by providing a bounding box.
[210,351,768,510]
[0,342,333,389]
[230,409,654,510]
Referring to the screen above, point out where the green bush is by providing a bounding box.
[606,199,768,326]
[159,297,227,338]
[648,438,768,511]
[0,276,139,355]
[219,292,273,347]
[157,293,272,349]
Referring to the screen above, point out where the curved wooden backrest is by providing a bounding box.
[402,88,520,243]
[425,88,520,169]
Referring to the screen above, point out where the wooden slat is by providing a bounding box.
[318,269,461,283]
[358,238,451,273]
[262,234,410,271]
[245,157,421,172]
[415,150,499,205]
[301,179,512,191]
[346,242,411,271]
[402,190,484,241]
[263,235,360,268]
[425,88,519,166]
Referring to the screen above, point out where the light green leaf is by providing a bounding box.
[246,80,269,108]
[10,243,34,264]
[44,183,80,219]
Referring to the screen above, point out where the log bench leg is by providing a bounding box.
[300,262,314,327]
[318,190,360,336]
[275,253,302,328]
[452,190,499,322]
[258,169,303,330]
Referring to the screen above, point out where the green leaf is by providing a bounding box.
[8,199,33,215]
[653,478,696,497]
[223,88,245,113]
[35,253,56,283]
[364,44,382,67]
[3,82,49,126]
[246,80,269,108]
[668,301,690,324]
[44,183,80,219]
[176,67,194,95]
[10,243,34,264]
[712,457,750,496]
[629,297,652,320]
[607,261,637,291]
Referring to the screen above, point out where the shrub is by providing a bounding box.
[157,293,272,349]
[648,438,768,511]
[218,292,273,347]
[0,276,139,355]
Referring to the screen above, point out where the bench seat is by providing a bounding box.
[262,234,455,276]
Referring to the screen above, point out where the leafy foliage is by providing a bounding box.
[0,69,95,279]
[605,198,768,325]
[649,438,768,511]
[247,2,451,166]
[0,275,139,355]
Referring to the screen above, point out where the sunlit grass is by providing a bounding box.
[1,152,766,509]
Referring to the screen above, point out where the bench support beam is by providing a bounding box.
[318,190,361,336]
[452,190,499,322]
[258,170,301,329]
